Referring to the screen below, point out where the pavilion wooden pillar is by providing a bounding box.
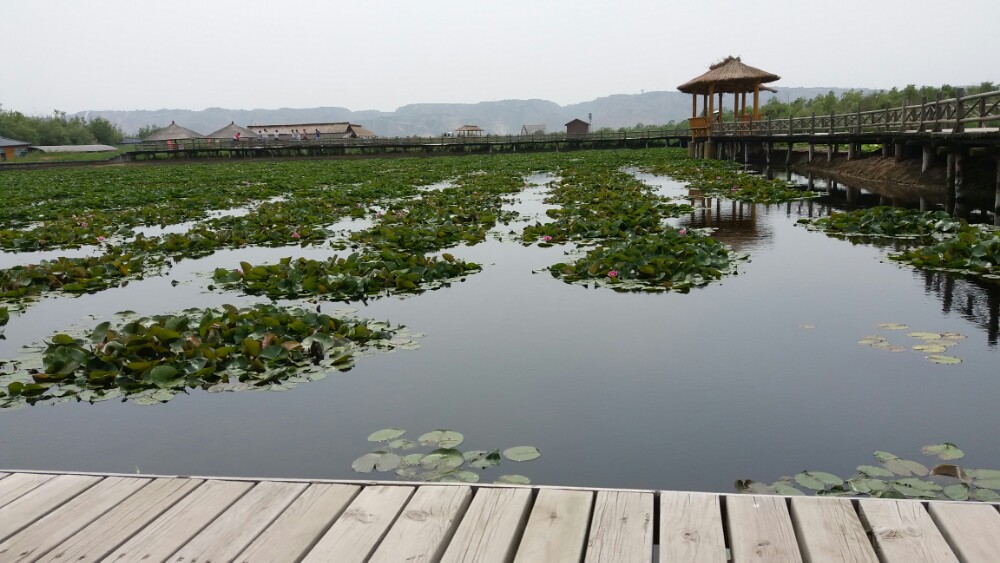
[741,92,747,117]
[733,92,738,122]
[691,94,697,118]
[753,83,760,119]
[706,85,716,159]
[702,94,708,118]
[717,92,723,122]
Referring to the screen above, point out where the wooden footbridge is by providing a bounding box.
[2,469,1000,562]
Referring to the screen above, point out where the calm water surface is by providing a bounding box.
[2,169,998,491]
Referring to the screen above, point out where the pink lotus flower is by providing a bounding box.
[731,186,740,191]
[234,268,243,275]
[607,270,619,278]
[97,236,106,242]
[38,239,46,245]
[291,232,301,239]
[541,235,552,242]
[715,176,721,180]
[679,228,687,235]
[79,221,88,228]
[376,212,384,218]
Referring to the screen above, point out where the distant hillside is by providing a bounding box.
[76,88,852,137]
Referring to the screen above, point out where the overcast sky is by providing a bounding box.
[2,0,997,115]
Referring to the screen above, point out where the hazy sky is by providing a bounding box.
[3,0,997,115]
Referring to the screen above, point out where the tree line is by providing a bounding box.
[0,106,125,146]
[759,82,998,118]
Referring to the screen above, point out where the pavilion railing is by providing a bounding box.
[710,88,1000,137]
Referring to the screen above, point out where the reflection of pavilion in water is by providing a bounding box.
[920,269,1000,348]
[681,189,772,250]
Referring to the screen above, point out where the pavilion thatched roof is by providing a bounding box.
[677,56,780,95]
[144,121,204,141]
[206,122,257,139]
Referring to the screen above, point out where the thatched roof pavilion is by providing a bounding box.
[455,125,484,137]
[144,121,204,142]
[678,56,780,135]
[206,122,257,140]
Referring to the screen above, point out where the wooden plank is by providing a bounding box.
[0,474,101,543]
[513,489,593,563]
[659,492,727,562]
[0,476,149,562]
[0,473,55,509]
[302,485,414,563]
[169,480,307,562]
[858,498,959,562]
[790,497,878,563]
[726,495,803,562]
[236,483,361,563]
[39,478,203,563]
[927,501,1000,562]
[441,487,533,563]
[105,479,253,561]
[369,485,473,563]
[584,490,653,563]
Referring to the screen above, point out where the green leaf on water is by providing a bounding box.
[388,439,416,450]
[352,450,401,473]
[920,443,965,461]
[368,428,406,442]
[875,451,928,477]
[774,482,804,496]
[149,365,181,387]
[972,488,1000,502]
[892,478,942,498]
[876,323,909,330]
[857,465,895,478]
[418,430,465,448]
[503,446,541,462]
[420,448,465,471]
[794,471,842,491]
[926,355,962,365]
[943,483,970,501]
[974,479,1000,490]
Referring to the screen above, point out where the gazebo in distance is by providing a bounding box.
[678,56,780,142]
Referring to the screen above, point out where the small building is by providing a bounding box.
[143,121,205,142]
[246,122,377,140]
[206,122,257,141]
[521,124,546,135]
[28,145,118,154]
[0,136,32,160]
[565,118,590,136]
[455,125,484,138]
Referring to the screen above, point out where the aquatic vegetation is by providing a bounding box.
[353,428,539,484]
[549,231,741,292]
[857,325,966,364]
[891,225,1000,279]
[800,207,962,238]
[212,252,480,300]
[737,444,1000,501]
[643,159,818,203]
[0,304,418,408]
[1,253,146,300]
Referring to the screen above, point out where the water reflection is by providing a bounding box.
[920,270,1000,348]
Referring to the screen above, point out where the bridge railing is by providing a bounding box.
[130,128,692,152]
[711,89,1000,137]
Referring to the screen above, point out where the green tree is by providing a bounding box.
[88,117,123,144]
[136,124,161,139]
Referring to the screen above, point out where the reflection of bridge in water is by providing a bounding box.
[921,269,1000,348]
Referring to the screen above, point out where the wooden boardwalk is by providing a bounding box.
[0,471,999,562]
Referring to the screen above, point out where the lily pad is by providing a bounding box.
[876,323,909,330]
[926,355,962,365]
[875,451,928,477]
[418,430,465,449]
[943,483,970,501]
[419,448,465,471]
[352,450,402,473]
[921,443,965,461]
[794,471,843,491]
[503,446,541,462]
[496,474,531,485]
[368,428,406,442]
[973,488,1000,502]
[912,344,947,353]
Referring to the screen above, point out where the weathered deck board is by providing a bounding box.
[726,494,804,562]
[369,485,474,563]
[105,479,253,561]
[0,475,100,543]
[0,473,55,509]
[302,485,414,563]
[584,490,654,563]
[39,477,203,563]
[169,480,308,562]
[790,497,878,563]
[1,471,998,561]
[237,483,361,563]
[441,487,533,563]
[0,476,148,562]
[513,488,594,563]
[927,501,1000,562]
[859,498,959,562]
[659,492,727,562]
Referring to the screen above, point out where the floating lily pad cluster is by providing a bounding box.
[352,428,540,484]
[892,225,1000,280]
[0,304,419,408]
[1,253,147,299]
[799,207,961,238]
[643,159,818,203]
[737,443,1000,501]
[549,231,741,293]
[858,323,966,364]
[212,252,480,300]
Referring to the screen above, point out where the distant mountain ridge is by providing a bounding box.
[77,88,851,138]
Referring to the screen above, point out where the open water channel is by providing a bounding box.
[2,168,998,492]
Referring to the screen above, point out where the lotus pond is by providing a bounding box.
[1,149,999,495]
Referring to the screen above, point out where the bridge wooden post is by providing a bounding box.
[954,88,966,133]
[918,96,928,132]
[922,146,934,172]
[900,100,908,132]
[883,104,890,132]
[995,158,1000,226]
[848,143,857,161]
[933,92,944,133]
[827,143,833,162]
[895,141,906,162]
[946,152,957,215]
[954,150,969,217]
[855,106,862,134]
[786,142,793,165]
[808,143,814,163]
[980,98,988,129]
[766,141,773,165]
[920,197,931,211]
